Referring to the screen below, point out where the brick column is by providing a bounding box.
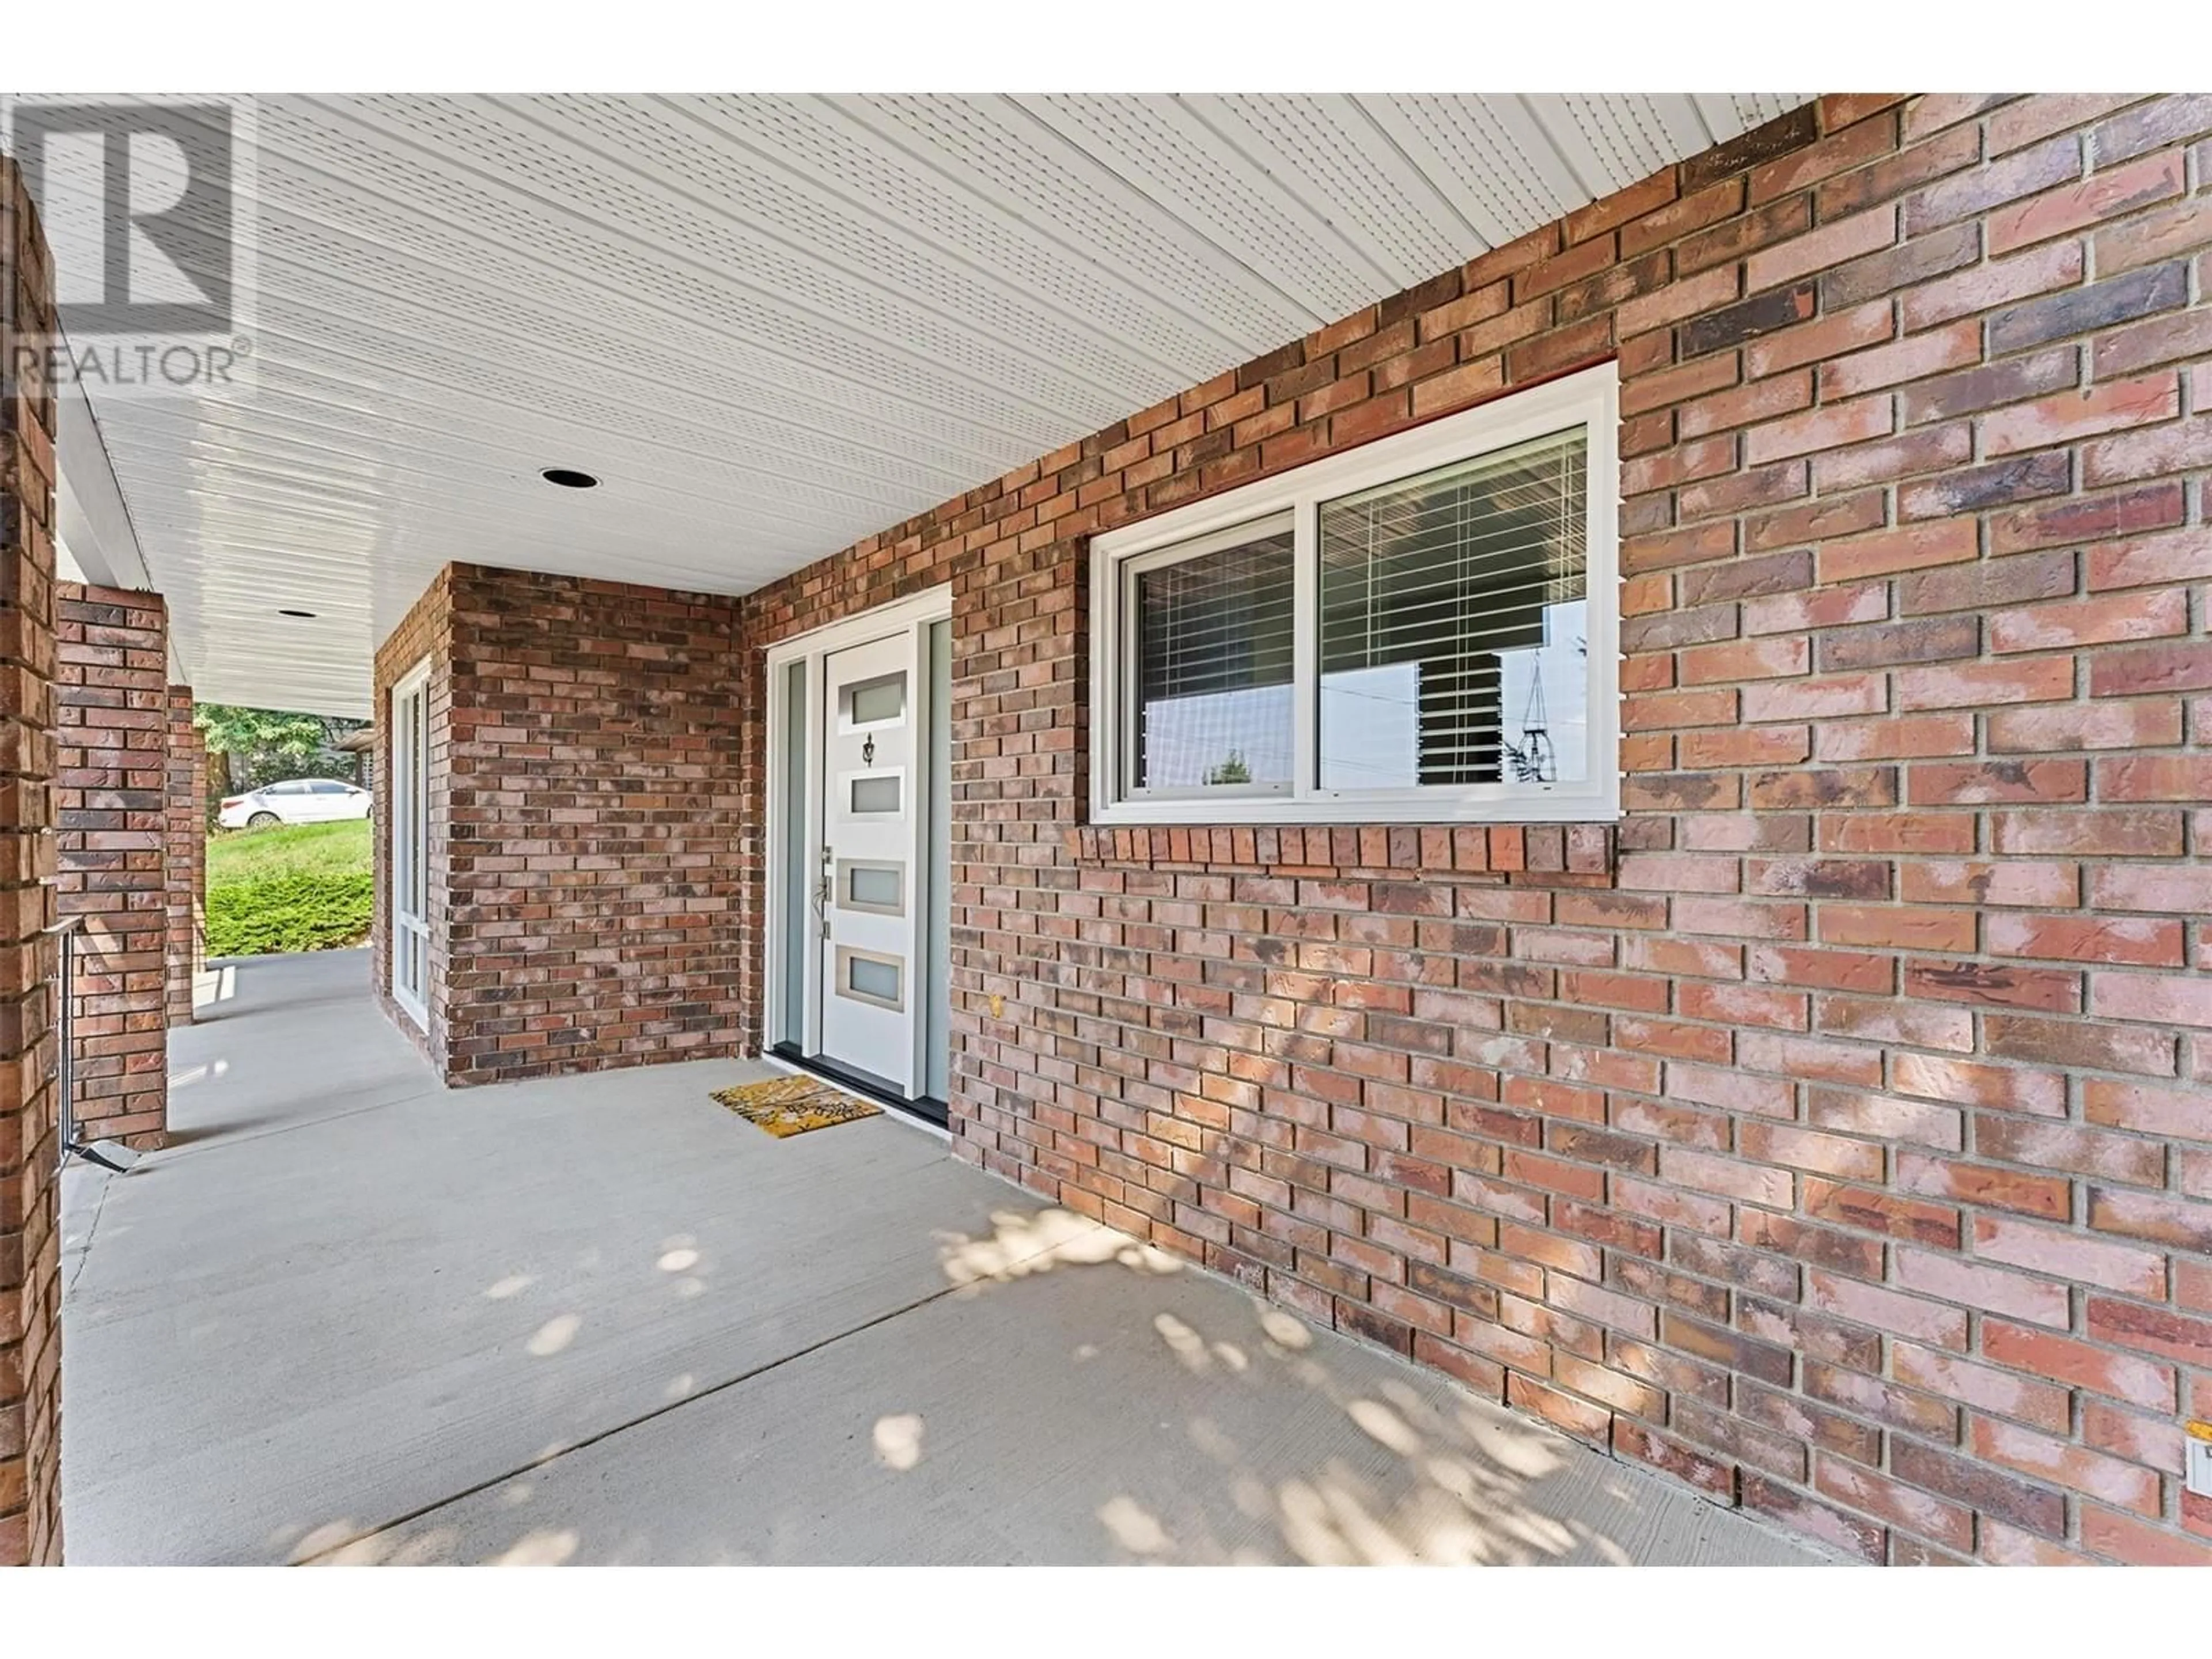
[1,151,64,1566]
[164,685,201,1027]
[55,585,169,1147]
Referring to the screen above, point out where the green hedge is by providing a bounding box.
[206,869,374,957]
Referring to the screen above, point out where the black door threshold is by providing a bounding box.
[770,1043,949,1129]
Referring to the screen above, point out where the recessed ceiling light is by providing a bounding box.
[277,608,317,619]
[540,468,599,489]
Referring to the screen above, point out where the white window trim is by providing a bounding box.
[1089,362,1621,827]
[389,657,432,1031]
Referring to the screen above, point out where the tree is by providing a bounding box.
[194,704,368,794]
[1206,749,1252,786]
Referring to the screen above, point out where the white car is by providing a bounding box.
[218,778,372,829]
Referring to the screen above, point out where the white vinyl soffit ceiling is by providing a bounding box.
[47,93,1808,716]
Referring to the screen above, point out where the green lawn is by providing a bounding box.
[206,819,374,957]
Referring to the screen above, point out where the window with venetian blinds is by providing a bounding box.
[1131,519,1295,793]
[1318,429,1590,792]
[1091,364,1619,825]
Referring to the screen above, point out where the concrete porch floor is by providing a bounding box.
[60,950,1832,1566]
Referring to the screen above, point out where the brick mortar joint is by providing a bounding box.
[1065,823,1620,878]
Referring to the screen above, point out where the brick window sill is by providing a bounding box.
[1064,822,1617,880]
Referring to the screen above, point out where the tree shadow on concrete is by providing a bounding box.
[296,1206,1813,1567]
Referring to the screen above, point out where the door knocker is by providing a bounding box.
[861,734,876,766]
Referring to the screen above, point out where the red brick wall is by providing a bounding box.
[371,567,450,1066]
[1,151,63,1566]
[164,685,202,1028]
[728,94,2212,1565]
[54,584,169,1147]
[372,565,749,1084]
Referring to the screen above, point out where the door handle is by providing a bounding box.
[813,870,833,939]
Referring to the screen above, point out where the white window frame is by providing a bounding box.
[389,657,431,1030]
[1090,362,1620,827]
[761,585,954,1090]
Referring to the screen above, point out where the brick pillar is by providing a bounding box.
[164,685,201,1027]
[55,585,169,1147]
[1,151,64,1566]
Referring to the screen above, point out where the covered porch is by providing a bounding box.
[60,950,1823,1566]
[6,88,2209,1571]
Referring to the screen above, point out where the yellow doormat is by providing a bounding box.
[712,1074,884,1139]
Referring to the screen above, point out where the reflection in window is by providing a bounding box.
[848,673,905,726]
[1132,522,1294,792]
[1318,430,1589,791]
[844,865,902,910]
[849,956,900,1001]
[839,949,903,1009]
[851,774,902,815]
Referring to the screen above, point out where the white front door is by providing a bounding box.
[816,633,919,1094]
